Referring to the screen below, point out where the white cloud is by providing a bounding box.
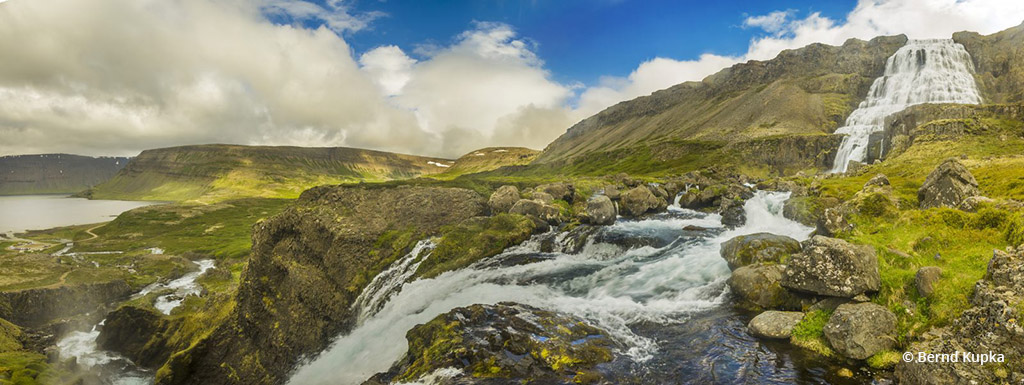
[359,46,416,96]
[258,0,382,34]
[743,10,795,35]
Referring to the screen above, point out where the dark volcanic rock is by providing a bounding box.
[719,233,801,270]
[0,281,132,329]
[918,158,980,209]
[368,303,618,385]
[97,305,171,368]
[782,236,880,298]
[159,186,488,385]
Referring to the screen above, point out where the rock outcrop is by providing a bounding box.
[719,233,801,270]
[823,303,897,360]
[782,236,880,298]
[488,185,520,214]
[918,158,981,209]
[748,311,804,339]
[0,280,132,328]
[368,303,618,385]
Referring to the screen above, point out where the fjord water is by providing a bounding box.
[0,195,157,235]
[288,192,849,385]
[830,39,982,173]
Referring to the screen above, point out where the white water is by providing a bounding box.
[830,39,982,173]
[138,259,216,314]
[286,191,813,385]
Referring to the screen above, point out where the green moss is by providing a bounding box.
[1005,212,1024,247]
[0,352,55,385]
[790,310,835,358]
[414,214,537,279]
[866,350,901,369]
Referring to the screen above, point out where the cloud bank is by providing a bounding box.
[0,0,1021,157]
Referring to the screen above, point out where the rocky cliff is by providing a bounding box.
[955,21,1024,104]
[535,35,908,164]
[0,154,129,195]
[85,144,455,202]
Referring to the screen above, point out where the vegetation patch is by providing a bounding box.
[414,214,537,279]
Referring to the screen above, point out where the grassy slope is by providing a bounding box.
[86,144,453,203]
[430,147,539,180]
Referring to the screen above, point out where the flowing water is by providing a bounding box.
[285,192,877,385]
[830,39,982,173]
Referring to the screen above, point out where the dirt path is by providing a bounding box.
[83,224,103,241]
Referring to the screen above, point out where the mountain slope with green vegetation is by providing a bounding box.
[0,154,130,195]
[84,144,453,202]
[430,147,539,179]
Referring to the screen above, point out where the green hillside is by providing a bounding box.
[85,144,454,202]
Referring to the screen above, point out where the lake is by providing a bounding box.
[0,195,160,235]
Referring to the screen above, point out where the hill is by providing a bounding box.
[84,144,453,202]
[431,147,539,179]
[0,154,130,195]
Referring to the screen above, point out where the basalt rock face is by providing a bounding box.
[97,306,172,368]
[159,186,487,385]
[367,303,619,385]
[896,246,1024,384]
[0,280,132,329]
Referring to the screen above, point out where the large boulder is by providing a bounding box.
[510,199,562,224]
[748,311,805,339]
[720,233,801,270]
[367,303,618,385]
[914,266,942,297]
[620,186,667,217]
[728,263,794,309]
[582,195,617,226]
[603,185,621,201]
[918,158,980,209]
[823,303,897,360]
[488,185,520,214]
[782,236,880,298]
[537,183,575,203]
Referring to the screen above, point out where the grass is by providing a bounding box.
[414,214,538,279]
[790,310,835,358]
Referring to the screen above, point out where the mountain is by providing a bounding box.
[0,154,130,195]
[431,147,539,178]
[84,144,454,202]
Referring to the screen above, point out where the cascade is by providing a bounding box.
[830,39,982,173]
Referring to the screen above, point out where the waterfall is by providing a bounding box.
[286,191,813,385]
[830,39,982,173]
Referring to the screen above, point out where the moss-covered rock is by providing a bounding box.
[370,303,618,385]
[719,233,802,270]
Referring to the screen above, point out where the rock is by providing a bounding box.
[864,174,890,188]
[782,196,840,229]
[604,185,621,201]
[620,186,667,217]
[537,183,575,203]
[682,225,707,232]
[488,185,520,214]
[896,246,1024,384]
[914,266,942,297]
[846,160,864,174]
[728,264,794,309]
[532,191,555,204]
[583,195,617,226]
[836,368,854,378]
[97,305,170,368]
[958,195,995,212]
[823,302,897,360]
[720,233,802,270]
[918,158,980,209]
[510,199,562,224]
[820,206,853,235]
[370,303,618,384]
[646,184,669,199]
[719,199,746,227]
[748,311,805,339]
[782,236,880,298]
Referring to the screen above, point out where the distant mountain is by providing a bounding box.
[433,147,539,178]
[0,154,130,195]
[85,144,454,202]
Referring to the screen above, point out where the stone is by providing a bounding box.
[532,191,555,204]
[620,186,667,217]
[823,302,897,360]
[918,158,980,209]
[914,266,942,297]
[537,183,575,203]
[782,236,880,298]
[958,195,995,212]
[864,174,890,188]
[604,185,621,201]
[748,311,805,339]
[488,185,520,214]
[720,233,801,270]
[728,264,792,309]
[583,195,617,226]
[510,199,561,224]
[719,199,746,227]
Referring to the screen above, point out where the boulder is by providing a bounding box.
[728,263,793,309]
[918,158,980,209]
[719,199,746,227]
[748,311,805,339]
[510,199,561,224]
[532,191,555,204]
[863,174,890,188]
[537,183,575,203]
[823,303,897,360]
[720,233,801,270]
[914,266,942,297]
[646,184,669,200]
[583,195,617,226]
[782,236,880,298]
[620,186,667,217]
[488,185,520,214]
[957,195,995,212]
[603,185,621,201]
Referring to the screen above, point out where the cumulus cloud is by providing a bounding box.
[0,0,1022,158]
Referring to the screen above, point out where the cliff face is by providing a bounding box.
[155,185,488,385]
[87,144,455,202]
[536,35,908,164]
[0,280,132,329]
[0,154,129,195]
[955,21,1024,104]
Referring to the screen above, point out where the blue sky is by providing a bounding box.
[283,0,857,86]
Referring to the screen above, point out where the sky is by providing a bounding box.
[1,0,1023,158]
